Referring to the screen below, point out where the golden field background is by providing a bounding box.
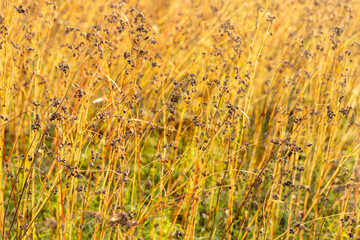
[0,0,360,239]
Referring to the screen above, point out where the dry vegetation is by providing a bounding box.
[0,0,360,239]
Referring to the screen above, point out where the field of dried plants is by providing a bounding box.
[1,0,360,239]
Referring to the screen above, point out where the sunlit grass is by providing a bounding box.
[0,0,360,239]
